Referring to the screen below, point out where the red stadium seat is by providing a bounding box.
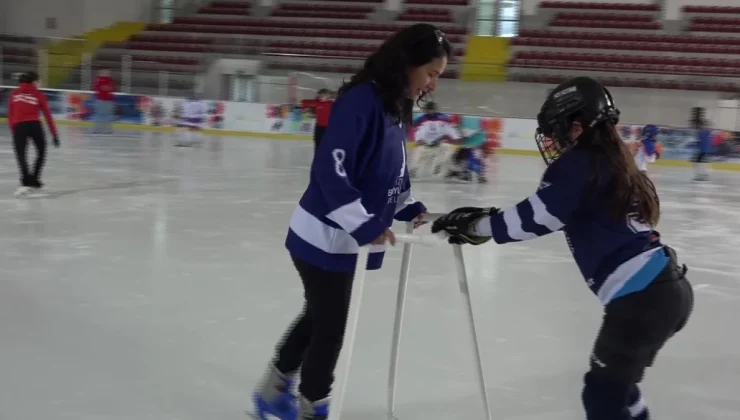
[539,2,659,11]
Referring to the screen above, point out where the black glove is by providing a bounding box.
[431,207,499,245]
[53,136,60,148]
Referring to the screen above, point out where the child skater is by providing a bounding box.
[251,23,451,420]
[409,101,460,178]
[432,77,693,420]
[176,92,208,147]
[693,118,712,181]
[631,124,661,174]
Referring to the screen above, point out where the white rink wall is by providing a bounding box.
[1,85,738,167]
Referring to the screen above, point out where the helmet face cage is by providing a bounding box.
[535,119,573,166]
[534,78,620,166]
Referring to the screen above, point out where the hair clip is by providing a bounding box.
[434,29,444,44]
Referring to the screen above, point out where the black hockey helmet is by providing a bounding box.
[423,101,438,113]
[535,77,620,166]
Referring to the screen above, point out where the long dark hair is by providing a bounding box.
[587,122,660,226]
[19,71,39,84]
[337,23,452,125]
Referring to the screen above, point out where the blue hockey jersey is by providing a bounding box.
[286,82,426,272]
[697,128,712,154]
[485,147,669,304]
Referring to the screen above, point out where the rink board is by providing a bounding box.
[1,116,738,171]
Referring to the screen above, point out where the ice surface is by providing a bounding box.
[0,125,738,420]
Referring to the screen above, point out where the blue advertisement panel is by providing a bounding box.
[619,124,740,163]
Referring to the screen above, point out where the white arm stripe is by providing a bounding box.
[502,206,538,241]
[529,193,565,232]
[326,198,374,233]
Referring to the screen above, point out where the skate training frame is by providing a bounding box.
[329,213,494,420]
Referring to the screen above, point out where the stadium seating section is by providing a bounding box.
[60,0,467,94]
[508,2,740,93]
[2,2,740,94]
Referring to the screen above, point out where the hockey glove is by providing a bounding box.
[53,136,60,148]
[431,206,498,245]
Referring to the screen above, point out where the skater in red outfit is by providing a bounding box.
[8,71,60,197]
[301,89,335,151]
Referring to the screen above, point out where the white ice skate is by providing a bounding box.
[14,186,32,198]
[15,186,49,198]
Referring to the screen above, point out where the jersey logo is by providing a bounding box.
[12,94,38,105]
[332,149,347,177]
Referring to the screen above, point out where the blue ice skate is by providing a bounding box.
[252,365,298,420]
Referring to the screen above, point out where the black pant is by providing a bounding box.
[274,256,354,402]
[313,125,327,152]
[12,121,47,187]
[590,246,693,384]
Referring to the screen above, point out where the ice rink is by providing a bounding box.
[0,125,739,420]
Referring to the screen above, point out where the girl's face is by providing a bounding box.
[569,121,583,142]
[407,56,448,100]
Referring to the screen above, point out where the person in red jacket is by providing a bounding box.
[300,89,334,151]
[93,69,116,134]
[8,71,59,197]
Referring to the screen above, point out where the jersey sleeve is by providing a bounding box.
[487,153,588,244]
[413,121,430,141]
[313,95,387,246]
[7,91,15,126]
[643,139,656,155]
[442,121,462,140]
[394,157,426,222]
[38,92,58,138]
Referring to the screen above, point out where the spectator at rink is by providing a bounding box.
[93,69,116,134]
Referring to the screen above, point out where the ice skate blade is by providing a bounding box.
[16,192,49,199]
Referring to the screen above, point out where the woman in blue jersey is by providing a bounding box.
[432,77,693,420]
[252,23,452,420]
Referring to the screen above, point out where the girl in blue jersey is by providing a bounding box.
[252,23,452,420]
[432,77,693,420]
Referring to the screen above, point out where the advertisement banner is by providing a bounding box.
[141,96,227,129]
[265,104,316,135]
[0,87,66,119]
[222,102,270,132]
[502,118,538,151]
[65,92,147,124]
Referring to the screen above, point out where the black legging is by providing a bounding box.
[273,256,354,402]
[12,121,47,187]
[313,125,327,152]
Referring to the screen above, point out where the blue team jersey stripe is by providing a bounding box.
[517,199,557,238]
[609,249,669,302]
[597,247,669,304]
